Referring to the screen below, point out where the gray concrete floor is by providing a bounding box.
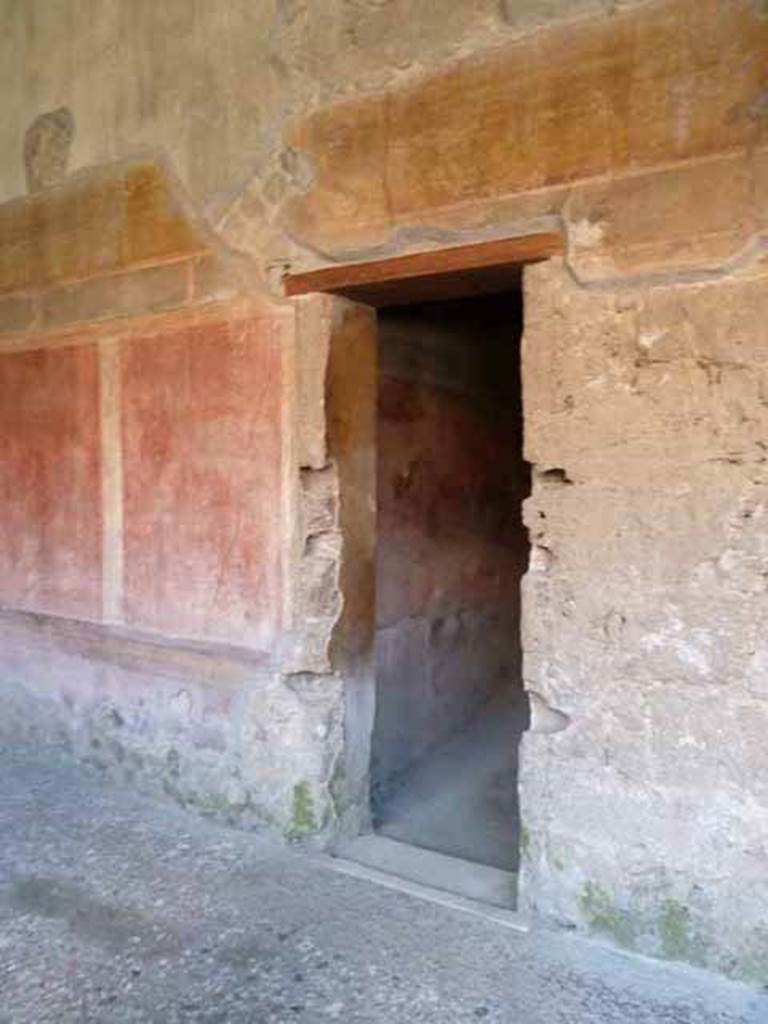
[1,743,766,1024]
[376,691,525,872]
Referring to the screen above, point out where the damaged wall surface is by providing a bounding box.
[1,0,767,984]
[520,254,768,978]
[0,161,353,841]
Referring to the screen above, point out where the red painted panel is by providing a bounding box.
[0,344,102,618]
[121,315,284,649]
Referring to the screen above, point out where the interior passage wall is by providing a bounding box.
[372,297,529,798]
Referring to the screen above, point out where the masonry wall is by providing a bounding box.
[373,301,528,799]
[1,0,767,982]
[0,160,357,839]
[519,254,768,978]
[0,288,312,827]
[266,2,767,977]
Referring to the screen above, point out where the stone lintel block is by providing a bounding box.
[0,157,209,296]
[41,261,191,329]
[281,624,334,676]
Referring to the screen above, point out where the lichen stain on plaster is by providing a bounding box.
[287,781,317,840]
[579,881,638,950]
[658,899,707,966]
[519,825,531,857]
[579,886,710,967]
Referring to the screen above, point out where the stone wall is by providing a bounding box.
[271,0,767,977]
[0,160,347,840]
[519,253,768,978]
[1,0,767,983]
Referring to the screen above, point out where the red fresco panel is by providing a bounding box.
[0,343,102,618]
[121,314,284,649]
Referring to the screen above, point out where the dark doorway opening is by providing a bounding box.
[283,235,558,911]
[370,287,531,895]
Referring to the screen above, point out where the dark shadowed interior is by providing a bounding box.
[371,289,530,873]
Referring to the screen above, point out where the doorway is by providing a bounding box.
[370,288,530,898]
[284,235,559,911]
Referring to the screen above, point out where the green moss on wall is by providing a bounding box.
[735,955,768,986]
[579,881,637,950]
[658,899,707,966]
[519,825,531,857]
[287,781,317,839]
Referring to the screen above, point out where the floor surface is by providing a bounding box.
[376,691,526,872]
[1,743,765,1024]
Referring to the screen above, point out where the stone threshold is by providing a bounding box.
[327,834,526,931]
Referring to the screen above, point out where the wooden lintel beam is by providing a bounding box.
[283,232,563,298]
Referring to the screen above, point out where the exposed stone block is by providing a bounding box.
[300,465,338,537]
[295,532,342,620]
[281,623,335,677]
[295,294,333,470]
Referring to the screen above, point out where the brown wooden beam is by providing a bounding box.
[283,232,563,304]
